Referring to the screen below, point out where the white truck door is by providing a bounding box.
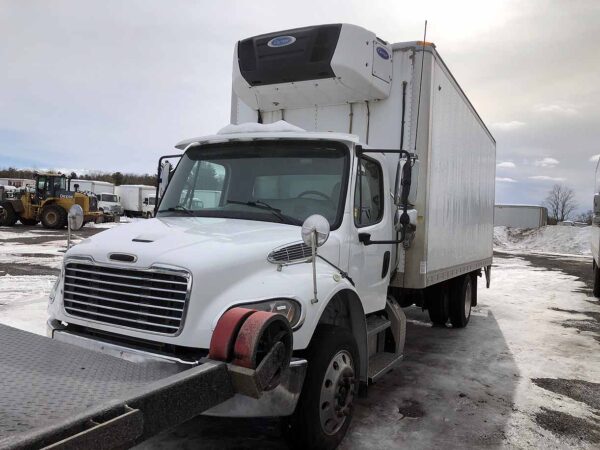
[348,153,393,313]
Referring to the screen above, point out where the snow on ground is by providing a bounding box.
[0,274,56,335]
[494,225,591,256]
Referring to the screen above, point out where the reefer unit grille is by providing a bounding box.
[63,262,190,335]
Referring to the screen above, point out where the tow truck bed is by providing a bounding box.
[0,324,234,449]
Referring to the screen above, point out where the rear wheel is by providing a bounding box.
[427,283,450,326]
[593,260,600,298]
[19,218,39,226]
[41,204,67,229]
[284,325,358,450]
[0,204,18,226]
[449,274,474,328]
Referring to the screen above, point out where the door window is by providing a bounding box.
[354,157,383,227]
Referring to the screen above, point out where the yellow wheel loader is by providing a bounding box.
[0,173,102,229]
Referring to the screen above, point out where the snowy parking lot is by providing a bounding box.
[1,224,600,448]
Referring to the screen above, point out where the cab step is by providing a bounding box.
[366,314,391,337]
[368,352,403,383]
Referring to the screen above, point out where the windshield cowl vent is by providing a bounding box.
[268,241,312,265]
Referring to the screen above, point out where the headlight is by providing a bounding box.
[237,298,302,329]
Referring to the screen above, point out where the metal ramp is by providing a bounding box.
[0,308,292,449]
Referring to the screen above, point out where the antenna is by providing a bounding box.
[414,20,428,152]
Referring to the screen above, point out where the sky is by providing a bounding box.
[1,0,599,213]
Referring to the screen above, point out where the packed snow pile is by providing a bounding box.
[494,226,591,256]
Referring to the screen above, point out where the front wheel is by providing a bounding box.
[284,325,359,450]
[41,204,67,229]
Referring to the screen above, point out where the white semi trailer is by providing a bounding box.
[494,204,548,228]
[115,184,156,218]
[48,24,495,449]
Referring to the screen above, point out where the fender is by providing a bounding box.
[314,287,368,383]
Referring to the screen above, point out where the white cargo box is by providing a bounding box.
[232,24,496,289]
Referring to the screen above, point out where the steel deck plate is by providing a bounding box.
[0,324,232,448]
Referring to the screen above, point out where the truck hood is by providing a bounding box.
[69,217,311,270]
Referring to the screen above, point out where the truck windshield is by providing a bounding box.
[158,141,349,228]
[101,194,118,202]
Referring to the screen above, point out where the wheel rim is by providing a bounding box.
[464,280,472,318]
[46,211,57,225]
[319,350,355,436]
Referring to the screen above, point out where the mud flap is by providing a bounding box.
[484,265,492,288]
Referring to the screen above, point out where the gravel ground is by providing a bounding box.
[1,225,600,449]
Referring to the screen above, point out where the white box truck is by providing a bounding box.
[494,204,548,228]
[72,179,123,216]
[115,184,156,218]
[48,24,495,448]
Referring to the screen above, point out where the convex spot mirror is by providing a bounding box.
[68,204,84,231]
[395,158,419,206]
[301,215,330,247]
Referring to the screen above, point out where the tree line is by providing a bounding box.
[0,167,157,187]
[544,183,592,225]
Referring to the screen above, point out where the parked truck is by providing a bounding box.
[115,184,156,218]
[72,179,124,218]
[47,24,495,448]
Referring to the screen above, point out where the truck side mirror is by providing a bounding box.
[394,158,419,206]
[594,194,600,215]
[159,161,172,198]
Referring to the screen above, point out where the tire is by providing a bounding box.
[449,274,473,328]
[593,260,600,298]
[284,325,359,450]
[0,204,18,226]
[146,211,153,219]
[41,204,67,229]
[427,283,450,326]
[19,218,39,226]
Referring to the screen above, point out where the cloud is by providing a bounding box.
[496,177,517,183]
[533,157,559,167]
[490,121,526,131]
[497,161,516,168]
[534,104,578,115]
[590,154,600,163]
[529,175,566,182]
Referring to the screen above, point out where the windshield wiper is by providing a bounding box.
[163,205,195,216]
[226,200,300,225]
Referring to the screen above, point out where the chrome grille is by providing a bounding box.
[268,242,312,264]
[63,262,190,335]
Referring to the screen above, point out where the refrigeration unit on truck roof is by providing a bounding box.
[233,24,392,113]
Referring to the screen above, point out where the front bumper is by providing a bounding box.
[47,319,307,417]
